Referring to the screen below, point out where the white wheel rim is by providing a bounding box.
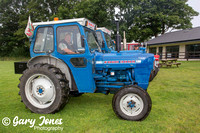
[120,93,144,116]
[25,74,56,109]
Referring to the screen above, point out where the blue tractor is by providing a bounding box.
[96,27,146,53]
[96,27,158,81]
[15,18,154,121]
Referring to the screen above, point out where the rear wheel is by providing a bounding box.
[70,91,83,97]
[19,64,69,114]
[112,85,152,121]
[154,67,159,77]
[149,70,154,82]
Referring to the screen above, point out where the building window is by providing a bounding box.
[149,47,156,55]
[158,47,163,59]
[186,44,200,59]
[166,45,179,58]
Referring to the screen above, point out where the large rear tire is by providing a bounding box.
[112,85,152,121]
[19,64,69,114]
[70,91,83,97]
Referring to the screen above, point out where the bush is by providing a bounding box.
[9,46,30,57]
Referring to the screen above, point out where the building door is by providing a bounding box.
[186,44,200,59]
[159,47,163,59]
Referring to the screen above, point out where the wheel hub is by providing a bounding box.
[36,86,44,95]
[32,78,54,103]
[25,74,56,108]
[127,100,136,109]
[120,93,144,116]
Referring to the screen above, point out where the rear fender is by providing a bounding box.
[27,55,76,91]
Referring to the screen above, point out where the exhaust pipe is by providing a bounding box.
[115,21,121,52]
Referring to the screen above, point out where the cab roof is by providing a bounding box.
[97,27,112,36]
[33,18,97,30]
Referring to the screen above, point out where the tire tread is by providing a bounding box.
[112,85,152,121]
[19,63,69,114]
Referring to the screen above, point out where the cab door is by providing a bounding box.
[54,23,96,93]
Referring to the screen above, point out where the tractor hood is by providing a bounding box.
[110,47,146,54]
[95,52,154,70]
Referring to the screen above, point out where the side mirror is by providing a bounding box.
[81,35,85,48]
[102,41,105,48]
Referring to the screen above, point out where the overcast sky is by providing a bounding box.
[187,0,200,27]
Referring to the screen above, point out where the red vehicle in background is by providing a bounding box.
[120,43,141,50]
[154,54,160,68]
[127,43,141,50]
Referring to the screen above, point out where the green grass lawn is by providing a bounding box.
[0,61,200,133]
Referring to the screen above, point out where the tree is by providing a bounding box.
[0,0,30,56]
[0,0,67,56]
[0,0,198,56]
[116,0,199,42]
[55,0,115,28]
[14,0,67,57]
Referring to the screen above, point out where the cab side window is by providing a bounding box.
[105,34,111,47]
[96,31,103,47]
[84,28,101,53]
[57,25,84,54]
[34,27,54,53]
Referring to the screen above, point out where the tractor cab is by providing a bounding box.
[96,27,114,53]
[29,18,102,93]
[32,18,100,56]
[96,27,145,53]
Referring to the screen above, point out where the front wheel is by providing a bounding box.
[112,85,152,121]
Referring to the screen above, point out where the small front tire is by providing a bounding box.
[112,85,152,121]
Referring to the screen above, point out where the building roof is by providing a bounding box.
[147,27,200,45]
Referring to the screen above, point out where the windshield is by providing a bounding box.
[111,40,116,50]
[84,28,101,53]
[104,33,112,48]
[96,31,103,47]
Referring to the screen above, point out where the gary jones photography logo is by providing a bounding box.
[1,116,64,131]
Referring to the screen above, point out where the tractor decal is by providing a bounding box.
[95,60,140,64]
